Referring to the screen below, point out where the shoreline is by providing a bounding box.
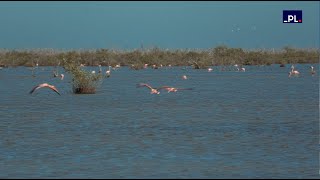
[0,46,319,69]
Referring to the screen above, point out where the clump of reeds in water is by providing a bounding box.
[62,58,103,94]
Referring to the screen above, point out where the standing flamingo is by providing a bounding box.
[106,66,111,77]
[60,74,64,80]
[98,65,102,74]
[288,65,300,77]
[311,66,316,75]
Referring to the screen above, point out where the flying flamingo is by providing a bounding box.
[136,83,160,94]
[157,86,193,93]
[29,83,61,95]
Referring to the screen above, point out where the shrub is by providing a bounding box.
[62,58,104,94]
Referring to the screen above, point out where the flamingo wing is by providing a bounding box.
[47,86,61,95]
[177,88,193,91]
[30,84,60,95]
[29,85,42,94]
[137,83,153,90]
[157,86,171,90]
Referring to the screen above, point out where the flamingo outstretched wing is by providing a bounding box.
[157,86,171,90]
[30,83,61,95]
[136,83,154,90]
[29,85,42,94]
[47,86,61,95]
[157,86,193,91]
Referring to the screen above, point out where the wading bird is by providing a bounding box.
[136,83,160,94]
[60,74,64,80]
[106,66,111,77]
[311,66,316,75]
[157,86,193,93]
[98,65,102,74]
[53,69,59,77]
[182,75,187,80]
[29,83,61,95]
[289,65,300,77]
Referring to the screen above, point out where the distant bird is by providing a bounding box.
[98,65,102,74]
[311,66,316,75]
[157,86,193,93]
[60,74,64,80]
[208,68,213,72]
[288,71,300,77]
[92,71,96,74]
[136,83,160,94]
[53,70,58,77]
[182,75,188,80]
[144,64,148,69]
[29,83,60,95]
[289,65,300,77]
[241,67,246,72]
[288,70,300,77]
[106,66,111,77]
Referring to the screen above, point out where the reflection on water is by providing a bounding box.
[0,64,319,178]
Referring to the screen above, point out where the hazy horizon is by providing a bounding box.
[0,1,319,50]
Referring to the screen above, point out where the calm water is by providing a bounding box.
[0,64,319,178]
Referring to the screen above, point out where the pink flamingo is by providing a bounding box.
[136,83,160,94]
[157,86,193,93]
[288,65,300,77]
[29,83,61,95]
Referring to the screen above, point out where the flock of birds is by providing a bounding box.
[26,63,317,96]
[136,83,193,94]
[288,65,316,77]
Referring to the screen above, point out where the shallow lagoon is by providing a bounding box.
[0,64,319,178]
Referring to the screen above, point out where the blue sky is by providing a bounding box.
[0,1,319,50]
